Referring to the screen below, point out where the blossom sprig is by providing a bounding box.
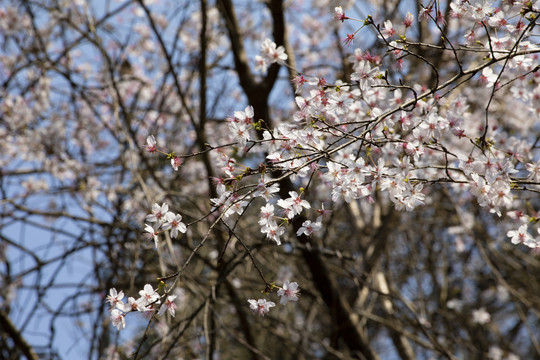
[247,280,300,316]
[144,135,184,172]
[145,202,187,247]
[107,284,176,330]
[258,190,314,245]
[214,3,540,253]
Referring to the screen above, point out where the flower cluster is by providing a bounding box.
[255,38,288,73]
[106,285,177,330]
[209,146,317,245]
[507,221,540,248]
[129,0,540,342]
[227,105,254,148]
[248,280,300,316]
[145,202,187,247]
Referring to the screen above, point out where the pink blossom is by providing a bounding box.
[146,203,169,224]
[224,193,249,217]
[470,0,494,21]
[106,288,124,310]
[144,223,159,248]
[254,179,280,200]
[254,55,268,73]
[418,6,432,22]
[436,11,446,25]
[351,61,379,90]
[171,156,183,171]
[110,309,126,330]
[381,20,395,38]
[261,223,285,245]
[228,121,250,148]
[464,30,475,45]
[334,6,348,22]
[260,39,288,66]
[277,280,300,305]
[507,224,534,246]
[343,33,355,47]
[526,160,540,181]
[162,212,187,238]
[234,105,254,125]
[124,296,150,313]
[158,295,177,317]
[247,299,275,316]
[488,11,507,28]
[296,218,322,237]
[287,191,311,215]
[479,67,498,88]
[144,135,157,153]
[259,204,276,227]
[292,75,307,94]
[139,284,160,306]
[403,12,414,28]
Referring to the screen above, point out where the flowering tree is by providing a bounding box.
[1,0,540,359]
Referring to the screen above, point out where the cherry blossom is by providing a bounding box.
[139,284,160,306]
[145,135,157,153]
[158,295,178,317]
[228,121,250,148]
[277,281,300,305]
[171,156,183,171]
[124,296,150,313]
[247,299,275,316]
[351,61,380,91]
[144,224,159,248]
[106,288,125,310]
[525,160,540,181]
[255,55,269,73]
[380,20,396,38]
[254,179,280,200]
[146,203,169,225]
[296,218,322,237]
[110,309,126,330]
[223,193,249,218]
[291,74,307,94]
[162,212,187,238]
[259,204,277,227]
[259,38,288,70]
[507,224,535,247]
[344,33,356,47]
[403,12,414,28]
[479,67,498,88]
[234,106,254,125]
[334,6,348,22]
[285,191,311,215]
[261,223,286,245]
